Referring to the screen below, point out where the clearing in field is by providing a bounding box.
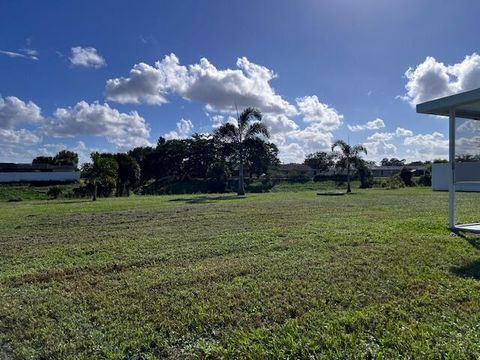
[0,188,480,358]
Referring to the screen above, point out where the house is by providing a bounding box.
[369,165,427,177]
[273,164,317,179]
[0,163,80,183]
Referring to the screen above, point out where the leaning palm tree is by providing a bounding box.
[331,140,367,193]
[215,107,269,195]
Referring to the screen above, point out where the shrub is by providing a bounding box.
[381,175,405,189]
[286,171,311,183]
[417,173,432,186]
[399,167,414,186]
[47,186,63,199]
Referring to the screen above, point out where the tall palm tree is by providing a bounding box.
[215,107,269,195]
[331,140,367,193]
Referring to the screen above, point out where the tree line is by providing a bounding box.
[34,108,279,200]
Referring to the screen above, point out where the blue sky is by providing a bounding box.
[2,0,480,163]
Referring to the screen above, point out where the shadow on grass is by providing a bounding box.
[453,230,480,251]
[169,195,245,204]
[451,231,480,280]
[452,260,480,280]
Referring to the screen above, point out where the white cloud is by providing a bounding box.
[277,142,306,164]
[403,53,480,106]
[209,114,238,129]
[69,46,106,68]
[164,118,194,139]
[106,53,296,114]
[0,96,43,129]
[395,127,413,137]
[296,95,343,130]
[367,132,394,142]
[348,118,385,132]
[44,101,150,149]
[403,131,449,159]
[262,114,298,134]
[0,49,38,60]
[364,141,397,158]
[0,128,40,145]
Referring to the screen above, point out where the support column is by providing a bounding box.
[449,108,456,229]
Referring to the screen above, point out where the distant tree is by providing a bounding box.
[304,151,335,172]
[244,138,279,178]
[356,159,374,189]
[183,134,217,178]
[331,140,367,193]
[115,153,140,196]
[54,150,79,168]
[381,158,406,166]
[82,152,118,201]
[399,167,414,186]
[215,107,269,195]
[32,156,55,165]
[128,146,154,182]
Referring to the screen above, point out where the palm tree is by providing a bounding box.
[331,140,367,193]
[215,107,269,195]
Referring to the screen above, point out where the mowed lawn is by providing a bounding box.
[1,188,480,359]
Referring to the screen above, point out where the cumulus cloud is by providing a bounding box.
[165,118,194,139]
[0,128,40,145]
[262,114,298,134]
[403,53,480,105]
[296,96,343,130]
[44,101,150,149]
[364,141,397,157]
[277,142,307,164]
[367,132,394,142]
[0,96,43,129]
[69,46,106,68]
[403,131,449,158]
[395,127,413,137]
[348,118,385,132]
[106,53,296,114]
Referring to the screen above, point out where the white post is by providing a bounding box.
[449,108,456,229]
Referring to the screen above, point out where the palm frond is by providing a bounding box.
[331,139,349,153]
[351,144,367,156]
[245,122,270,140]
[214,123,239,142]
[238,107,262,130]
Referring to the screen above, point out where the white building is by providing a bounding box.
[432,162,480,192]
[0,163,80,183]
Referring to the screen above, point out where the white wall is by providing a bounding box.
[432,162,480,191]
[0,171,80,183]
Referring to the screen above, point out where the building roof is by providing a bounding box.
[416,87,480,120]
[0,163,76,172]
[369,165,426,171]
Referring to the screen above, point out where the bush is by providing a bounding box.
[417,173,432,187]
[47,186,63,199]
[245,181,274,193]
[380,176,405,190]
[399,167,414,186]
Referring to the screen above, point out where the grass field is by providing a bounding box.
[1,187,480,359]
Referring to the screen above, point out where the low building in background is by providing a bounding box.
[369,165,426,177]
[0,163,80,183]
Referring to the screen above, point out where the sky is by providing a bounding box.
[2,0,480,164]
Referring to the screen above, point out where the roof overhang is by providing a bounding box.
[416,87,480,120]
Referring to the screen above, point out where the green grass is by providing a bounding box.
[0,188,479,359]
[0,184,78,202]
